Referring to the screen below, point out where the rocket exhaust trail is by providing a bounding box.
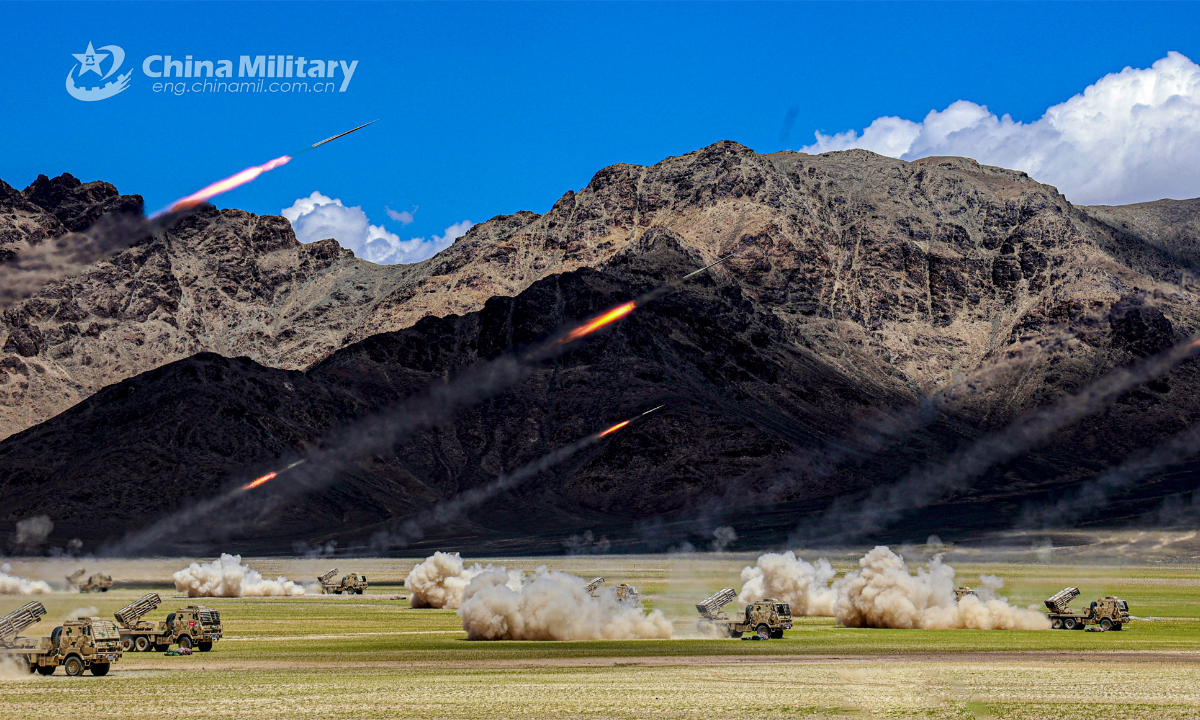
[789,331,1200,545]
[107,249,728,555]
[556,254,735,344]
[304,120,377,151]
[151,121,377,217]
[241,459,307,492]
[376,405,666,549]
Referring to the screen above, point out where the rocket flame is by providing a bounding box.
[155,155,293,216]
[241,471,277,491]
[561,302,637,343]
[597,420,630,438]
[239,459,306,492]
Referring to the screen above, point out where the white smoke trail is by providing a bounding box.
[1021,420,1200,528]
[378,431,612,551]
[458,567,672,640]
[833,546,1049,630]
[795,337,1200,543]
[108,252,710,556]
[737,551,837,617]
[0,208,194,310]
[405,552,521,609]
[172,554,306,597]
[0,563,52,595]
[64,606,98,621]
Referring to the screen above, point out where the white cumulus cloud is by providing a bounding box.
[282,192,470,264]
[386,205,418,225]
[801,52,1200,205]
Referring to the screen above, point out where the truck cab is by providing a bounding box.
[739,601,793,639]
[166,606,222,651]
[42,618,122,676]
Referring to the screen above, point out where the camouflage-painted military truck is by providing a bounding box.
[954,587,975,601]
[696,588,793,639]
[318,568,368,595]
[586,577,640,604]
[113,594,223,652]
[165,605,223,650]
[2,603,123,676]
[1045,587,1131,630]
[67,568,114,593]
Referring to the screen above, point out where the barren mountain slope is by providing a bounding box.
[5,144,1200,444]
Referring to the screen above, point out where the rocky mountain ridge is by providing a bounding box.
[3,142,1200,552]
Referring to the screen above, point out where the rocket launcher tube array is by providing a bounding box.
[114,593,162,628]
[0,601,46,646]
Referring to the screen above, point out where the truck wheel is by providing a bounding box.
[135,636,150,652]
[177,635,192,650]
[198,642,213,652]
[1051,619,1063,629]
[36,665,55,676]
[1063,618,1077,630]
[1100,618,1113,631]
[121,637,133,652]
[756,624,771,639]
[64,657,85,677]
[90,663,110,676]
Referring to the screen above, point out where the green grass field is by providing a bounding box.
[3,551,1200,718]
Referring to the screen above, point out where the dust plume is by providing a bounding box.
[172,553,306,597]
[0,209,192,310]
[563,530,611,555]
[833,546,1049,630]
[64,606,98,621]
[405,552,521,609]
[709,526,738,552]
[737,551,837,616]
[0,563,52,595]
[1021,420,1200,528]
[10,515,53,551]
[794,336,1200,543]
[458,567,672,640]
[0,655,33,680]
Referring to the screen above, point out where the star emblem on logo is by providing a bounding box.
[72,41,109,76]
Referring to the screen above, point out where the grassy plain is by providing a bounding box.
[3,546,1200,719]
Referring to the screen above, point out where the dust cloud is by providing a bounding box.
[405,552,521,609]
[737,551,837,616]
[834,546,1050,630]
[172,554,306,597]
[0,563,52,595]
[0,655,33,680]
[458,567,672,640]
[11,516,53,551]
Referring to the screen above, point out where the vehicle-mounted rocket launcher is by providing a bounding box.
[0,602,46,648]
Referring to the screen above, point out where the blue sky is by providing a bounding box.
[3,2,1200,262]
